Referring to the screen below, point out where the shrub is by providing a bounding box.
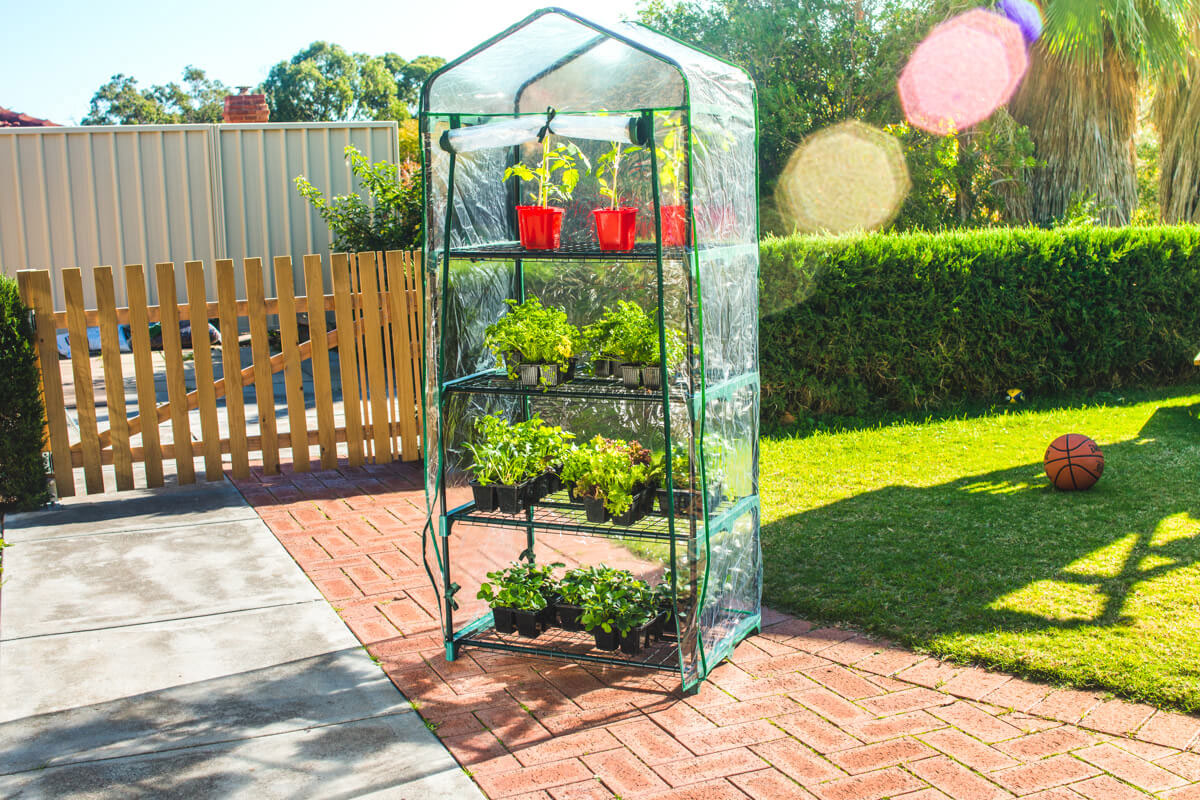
[295,145,422,253]
[760,226,1200,419]
[0,276,50,517]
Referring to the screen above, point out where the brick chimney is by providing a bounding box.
[223,86,269,124]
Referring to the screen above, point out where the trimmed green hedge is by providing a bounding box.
[759,226,1200,419]
[0,276,49,514]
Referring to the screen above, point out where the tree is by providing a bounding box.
[640,0,1036,230]
[640,0,928,187]
[83,67,229,125]
[263,42,445,122]
[888,111,1036,230]
[1005,0,1200,225]
[1153,25,1200,223]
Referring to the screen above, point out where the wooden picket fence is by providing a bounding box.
[16,251,424,497]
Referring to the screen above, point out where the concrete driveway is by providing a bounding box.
[0,480,481,799]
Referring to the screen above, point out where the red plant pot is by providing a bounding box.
[592,207,638,251]
[516,205,564,250]
[661,204,689,246]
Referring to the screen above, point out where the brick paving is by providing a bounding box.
[237,460,1200,799]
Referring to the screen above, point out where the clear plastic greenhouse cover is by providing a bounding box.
[419,6,761,690]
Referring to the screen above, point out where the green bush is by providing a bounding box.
[760,226,1200,419]
[295,145,422,253]
[0,276,50,515]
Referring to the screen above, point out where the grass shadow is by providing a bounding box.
[762,403,1200,710]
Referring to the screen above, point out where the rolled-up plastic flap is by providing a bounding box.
[439,118,543,153]
[439,114,646,153]
[550,114,644,145]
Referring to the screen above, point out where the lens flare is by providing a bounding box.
[898,9,1029,136]
[997,0,1043,45]
[775,120,910,235]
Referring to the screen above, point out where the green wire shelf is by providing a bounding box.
[456,619,681,670]
[442,371,688,403]
[448,241,689,262]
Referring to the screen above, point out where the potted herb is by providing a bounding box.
[639,326,685,390]
[585,302,685,390]
[477,561,562,638]
[650,571,677,640]
[462,414,571,514]
[484,298,581,387]
[561,436,655,525]
[526,421,575,502]
[655,447,721,516]
[579,571,658,654]
[592,141,643,251]
[504,135,588,250]
[582,301,641,378]
[554,564,616,630]
[656,112,689,247]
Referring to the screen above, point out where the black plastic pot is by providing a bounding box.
[556,603,585,631]
[657,483,723,516]
[639,484,658,514]
[513,609,542,638]
[649,609,671,640]
[561,357,577,382]
[641,366,662,390]
[495,481,530,514]
[537,600,558,631]
[612,486,655,526]
[592,357,615,378]
[582,496,609,523]
[620,363,642,389]
[492,606,516,634]
[470,481,497,512]
[611,495,646,527]
[592,627,620,651]
[619,618,657,655]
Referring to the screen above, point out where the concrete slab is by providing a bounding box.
[2,519,320,639]
[0,474,483,800]
[0,601,366,722]
[0,649,409,774]
[0,712,476,799]
[4,481,258,542]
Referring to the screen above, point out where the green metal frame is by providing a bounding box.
[418,6,762,691]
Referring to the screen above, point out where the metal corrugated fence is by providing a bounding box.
[0,122,398,308]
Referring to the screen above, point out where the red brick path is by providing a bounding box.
[238,461,1200,799]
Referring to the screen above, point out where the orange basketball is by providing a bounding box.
[1043,434,1104,491]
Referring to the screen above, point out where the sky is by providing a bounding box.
[1,0,643,125]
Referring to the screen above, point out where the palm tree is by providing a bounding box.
[1153,24,1200,223]
[1005,0,1198,225]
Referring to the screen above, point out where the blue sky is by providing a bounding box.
[2,0,642,125]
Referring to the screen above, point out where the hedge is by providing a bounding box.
[759,226,1200,420]
[0,275,49,515]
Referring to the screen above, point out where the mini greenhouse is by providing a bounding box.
[419,7,761,691]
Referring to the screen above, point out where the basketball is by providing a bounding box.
[1043,434,1104,491]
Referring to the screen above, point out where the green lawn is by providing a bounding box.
[760,385,1200,712]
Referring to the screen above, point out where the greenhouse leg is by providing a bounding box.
[440,516,455,660]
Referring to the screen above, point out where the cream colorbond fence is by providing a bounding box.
[0,122,398,309]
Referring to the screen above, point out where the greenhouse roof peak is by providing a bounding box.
[420,6,754,118]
